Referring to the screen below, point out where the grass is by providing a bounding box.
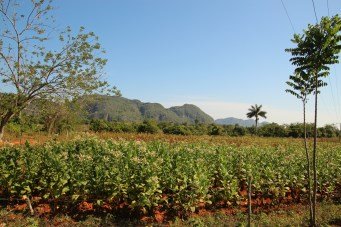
[171,202,341,227]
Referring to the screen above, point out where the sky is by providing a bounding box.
[5,0,341,125]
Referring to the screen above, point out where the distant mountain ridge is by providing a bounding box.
[215,117,268,127]
[85,95,214,124]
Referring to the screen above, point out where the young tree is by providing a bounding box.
[286,15,341,226]
[0,0,115,140]
[285,71,327,225]
[27,98,79,135]
[246,104,267,134]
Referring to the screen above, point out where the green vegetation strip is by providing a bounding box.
[0,138,340,213]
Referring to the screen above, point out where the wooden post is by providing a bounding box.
[23,195,34,215]
[247,176,252,227]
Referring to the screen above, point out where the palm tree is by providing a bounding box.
[246,104,267,134]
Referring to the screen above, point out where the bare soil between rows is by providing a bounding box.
[1,189,340,225]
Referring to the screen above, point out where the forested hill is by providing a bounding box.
[84,95,215,124]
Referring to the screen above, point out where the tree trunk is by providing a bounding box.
[312,73,318,227]
[47,120,55,135]
[255,117,258,135]
[0,123,4,142]
[303,100,313,226]
[47,114,59,135]
[0,111,15,142]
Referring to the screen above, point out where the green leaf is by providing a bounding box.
[96,200,103,206]
[72,194,80,201]
[24,186,31,193]
[43,193,50,199]
[62,187,69,194]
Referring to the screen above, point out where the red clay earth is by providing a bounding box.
[1,189,328,225]
[78,201,93,212]
[1,199,313,225]
[3,182,338,226]
[0,138,37,147]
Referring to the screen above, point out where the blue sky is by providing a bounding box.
[21,1,341,124]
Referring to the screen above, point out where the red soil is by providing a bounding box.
[0,194,330,226]
[35,204,51,216]
[78,201,93,212]
[0,138,37,147]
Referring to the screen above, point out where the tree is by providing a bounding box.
[0,0,117,140]
[246,104,267,134]
[286,15,341,226]
[257,123,287,137]
[30,98,79,135]
[137,120,160,134]
[285,71,327,224]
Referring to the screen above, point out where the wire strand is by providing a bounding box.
[334,68,341,122]
[328,75,339,122]
[280,0,296,33]
[311,0,319,23]
[321,94,334,123]
[327,0,330,17]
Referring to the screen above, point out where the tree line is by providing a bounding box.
[89,119,341,138]
[5,112,340,138]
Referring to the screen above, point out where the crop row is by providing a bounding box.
[0,138,340,213]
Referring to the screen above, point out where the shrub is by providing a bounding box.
[137,120,160,134]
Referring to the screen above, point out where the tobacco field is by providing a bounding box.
[0,137,340,216]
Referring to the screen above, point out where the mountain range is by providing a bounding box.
[85,96,270,126]
[85,95,215,124]
[215,117,268,127]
